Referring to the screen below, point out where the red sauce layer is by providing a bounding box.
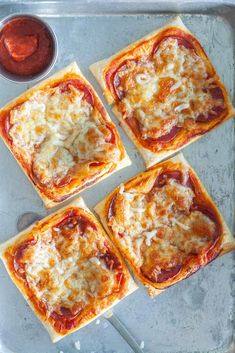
[0,17,54,76]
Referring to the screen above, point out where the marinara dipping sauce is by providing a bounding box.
[0,15,57,82]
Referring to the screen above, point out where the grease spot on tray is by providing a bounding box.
[183,285,206,309]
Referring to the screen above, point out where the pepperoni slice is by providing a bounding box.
[57,79,94,106]
[126,117,182,145]
[196,105,225,123]
[191,203,221,240]
[113,71,124,100]
[50,306,82,321]
[100,251,122,271]
[4,114,13,143]
[209,87,224,100]
[108,59,137,100]
[142,263,182,284]
[83,125,116,168]
[107,193,133,238]
[105,125,116,144]
[50,305,83,332]
[126,116,181,144]
[30,164,47,188]
[185,173,196,192]
[53,318,75,333]
[107,63,125,100]
[206,239,221,263]
[188,204,222,265]
[174,36,195,49]
[126,115,141,135]
[55,175,72,188]
[153,168,194,190]
[195,113,207,123]
[196,86,225,122]
[103,241,109,249]
[116,272,124,284]
[127,114,179,147]
[156,264,182,283]
[54,211,97,236]
[154,170,183,188]
[116,272,126,289]
[31,161,72,189]
[89,161,104,167]
[153,35,195,55]
[156,125,182,142]
[108,195,117,219]
[13,240,36,279]
[152,169,195,196]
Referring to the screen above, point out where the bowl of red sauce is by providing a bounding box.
[0,14,58,83]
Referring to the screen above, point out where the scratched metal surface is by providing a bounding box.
[0,2,234,353]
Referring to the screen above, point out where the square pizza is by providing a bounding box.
[0,62,131,208]
[94,154,235,297]
[0,197,137,342]
[90,17,235,168]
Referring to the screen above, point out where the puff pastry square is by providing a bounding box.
[94,154,235,297]
[90,17,235,168]
[0,197,137,342]
[0,62,131,208]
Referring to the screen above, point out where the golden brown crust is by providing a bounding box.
[0,62,131,208]
[90,17,235,168]
[94,153,235,296]
[0,197,137,342]
[144,284,163,298]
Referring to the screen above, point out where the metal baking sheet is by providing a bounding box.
[0,1,234,353]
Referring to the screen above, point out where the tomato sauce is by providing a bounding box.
[0,17,54,76]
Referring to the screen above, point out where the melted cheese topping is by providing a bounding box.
[115,38,225,140]
[19,218,118,316]
[109,172,216,278]
[9,84,120,186]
